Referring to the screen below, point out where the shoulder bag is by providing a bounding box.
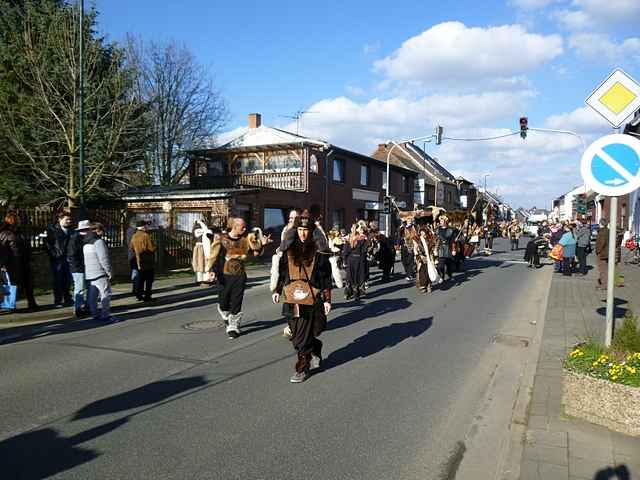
[283,253,320,305]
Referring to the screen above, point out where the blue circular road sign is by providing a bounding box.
[580,134,640,196]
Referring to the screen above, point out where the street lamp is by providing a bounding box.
[482,173,490,194]
[384,134,434,235]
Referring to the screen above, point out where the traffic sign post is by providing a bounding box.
[580,132,640,346]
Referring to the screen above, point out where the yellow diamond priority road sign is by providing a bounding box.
[586,69,640,128]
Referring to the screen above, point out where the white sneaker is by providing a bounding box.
[226,312,242,339]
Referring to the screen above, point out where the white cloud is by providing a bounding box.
[555,0,640,31]
[373,22,563,90]
[569,33,640,62]
[286,91,533,152]
[545,106,614,136]
[510,0,556,10]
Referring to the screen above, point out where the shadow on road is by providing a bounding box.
[73,376,208,421]
[322,316,433,371]
[327,298,412,332]
[1,418,127,480]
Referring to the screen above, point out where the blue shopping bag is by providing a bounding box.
[1,271,17,310]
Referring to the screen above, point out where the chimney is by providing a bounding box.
[248,113,262,129]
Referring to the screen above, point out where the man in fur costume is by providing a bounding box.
[208,216,271,338]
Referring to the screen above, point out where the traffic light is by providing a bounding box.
[576,193,587,214]
[435,125,443,145]
[383,196,391,214]
[519,117,528,139]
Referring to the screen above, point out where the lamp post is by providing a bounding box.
[384,134,434,235]
[78,0,85,211]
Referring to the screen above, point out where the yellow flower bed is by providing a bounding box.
[565,347,640,387]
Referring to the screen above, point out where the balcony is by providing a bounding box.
[192,171,305,192]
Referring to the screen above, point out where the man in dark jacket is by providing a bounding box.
[45,211,73,307]
[575,218,591,275]
[437,216,456,281]
[0,212,37,311]
[68,220,90,317]
[595,218,609,289]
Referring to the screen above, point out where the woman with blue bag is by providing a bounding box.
[559,224,577,277]
[0,212,37,311]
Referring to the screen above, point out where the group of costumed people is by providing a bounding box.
[188,204,522,383]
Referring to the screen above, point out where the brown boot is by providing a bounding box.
[291,353,310,383]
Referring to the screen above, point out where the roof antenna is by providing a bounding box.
[278,109,318,135]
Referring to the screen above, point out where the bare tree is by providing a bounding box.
[128,37,229,186]
[0,2,146,207]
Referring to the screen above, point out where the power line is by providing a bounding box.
[442,131,521,142]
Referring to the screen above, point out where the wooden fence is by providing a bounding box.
[0,206,194,272]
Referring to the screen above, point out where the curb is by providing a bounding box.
[499,271,552,480]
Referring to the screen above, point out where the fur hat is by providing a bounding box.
[295,216,315,230]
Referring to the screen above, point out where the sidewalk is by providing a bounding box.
[0,263,271,333]
[519,260,640,479]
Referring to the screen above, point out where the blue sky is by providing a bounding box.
[95,0,640,208]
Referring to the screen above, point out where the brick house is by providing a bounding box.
[125,114,418,239]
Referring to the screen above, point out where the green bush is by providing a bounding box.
[612,312,640,353]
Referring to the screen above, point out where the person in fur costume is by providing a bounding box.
[273,216,332,383]
[413,225,439,293]
[208,216,271,338]
[342,222,369,300]
[192,220,214,285]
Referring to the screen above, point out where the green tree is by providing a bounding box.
[0,0,146,207]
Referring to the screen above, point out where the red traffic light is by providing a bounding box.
[519,116,528,139]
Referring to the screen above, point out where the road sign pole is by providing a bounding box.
[605,196,617,347]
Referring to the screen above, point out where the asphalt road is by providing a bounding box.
[1,238,552,480]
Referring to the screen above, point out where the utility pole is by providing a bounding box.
[78,0,85,211]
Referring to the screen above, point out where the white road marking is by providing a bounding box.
[596,147,636,183]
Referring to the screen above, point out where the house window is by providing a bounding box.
[266,152,302,172]
[263,207,288,237]
[331,209,345,229]
[233,154,262,174]
[207,159,225,176]
[360,164,370,186]
[402,175,409,193]
[333,158,345,183]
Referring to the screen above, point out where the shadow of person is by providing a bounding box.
[322,317,433,371]
[327,298,412,332]
[594,464,630,480]
[1,417,127,480]
[73,376,207,421]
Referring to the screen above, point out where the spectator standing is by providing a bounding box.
[575,218,591,276]
[126,221,138,294]
[559,224,577,276]
[45,211,73,307]
[130,221,157,302]
[83,223,117,322]
[68,220,91,317]
[595,218,609,290]
[0,212,37,311]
